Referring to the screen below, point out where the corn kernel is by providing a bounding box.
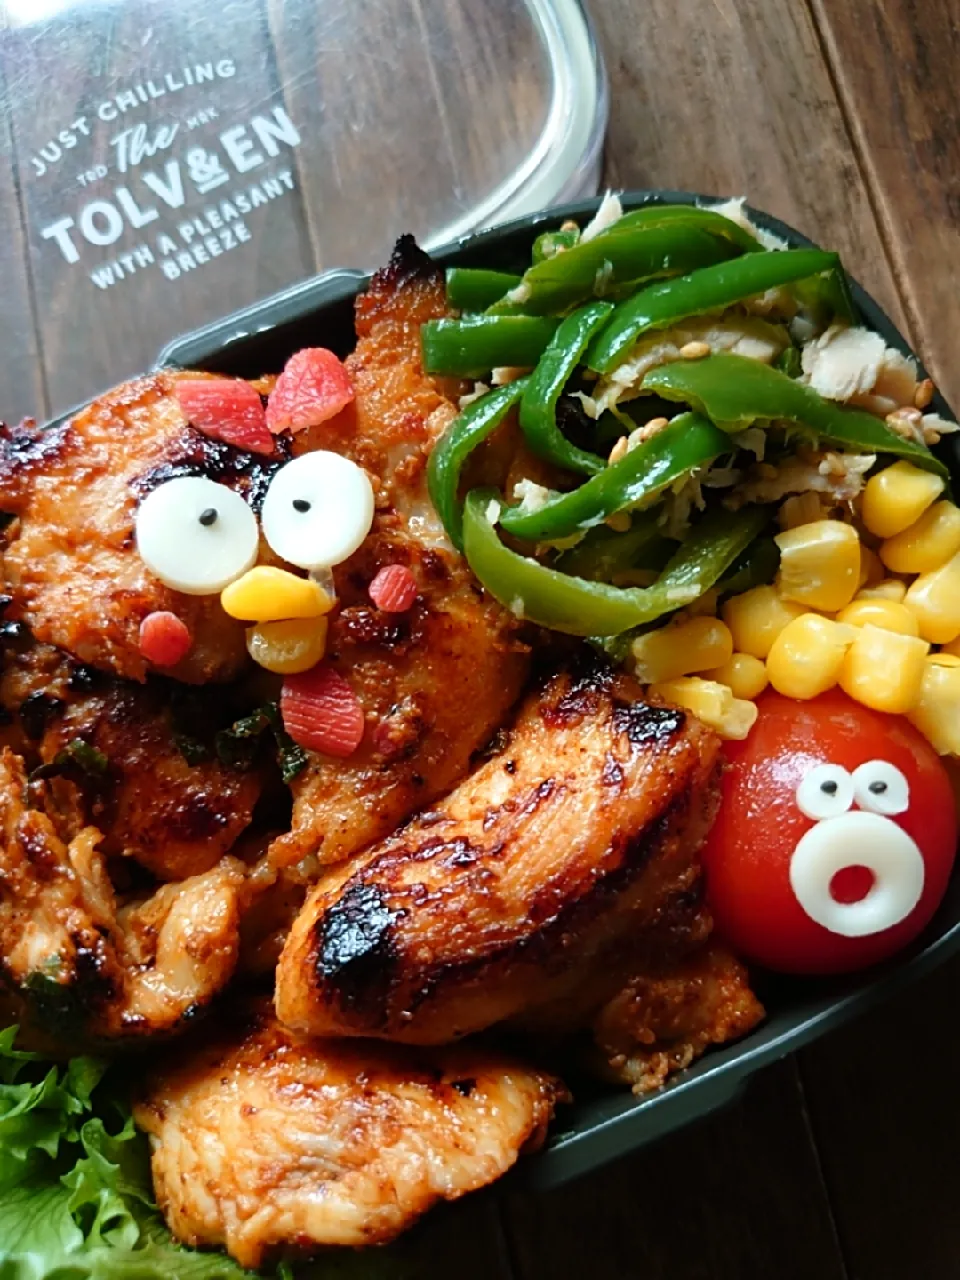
[904,552,960,644]
[721,586,806,659]
[836,598,920,636]
[766,614,856,700]
[221,566,334,622]
[649,677,758,740]
[930,653,960,667]
[245,615,328,674]
[856,577,907,603]
[940,635,960,659]
[861,460,944,538]
[908,658,960,754]
[838,623,929,713]
[703,652,769,701]
[880,500,960,575]
[631,617,733,684]
[858,544,884,589]
[775,519,861,612]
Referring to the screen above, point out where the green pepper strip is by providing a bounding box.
[499,413,729,542]
[421,315,559,379]
[611,204,763,253]
[445,267,523,313]
[518,300,614,476]
[463,492,769,638]
[486,223,742,318]
[716,535,780,597]
[643,353,947,477]
[426,379,528,552]
[556,513,672,581]
[532,227,579,264]
[586,248,839,374]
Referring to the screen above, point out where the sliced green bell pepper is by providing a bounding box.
[532,227,580,263]
[463,491,769,638]
[716,535,780,596]
[445,267,522,312]
[585,248,840,374]
[498,412,730,541]
[643,353,948,477]
[427,379,528,551]
[555,513,673,581]
[611,204,764,252]
[486,223,741,317]
[518,300,613,476]
[421,315,559,378]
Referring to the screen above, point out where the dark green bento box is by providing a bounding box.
[157,191,960,1188]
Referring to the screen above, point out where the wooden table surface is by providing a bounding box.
[2,1,960,1277]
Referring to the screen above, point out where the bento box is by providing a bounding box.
[157,190,960,1188]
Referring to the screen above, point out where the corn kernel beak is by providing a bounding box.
[221,565,334,622]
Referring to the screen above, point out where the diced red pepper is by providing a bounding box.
[369,564,418,613]
[139,611,192,667]
[266,348,355,435]
[281,663,366,757]
[176,378,274,455]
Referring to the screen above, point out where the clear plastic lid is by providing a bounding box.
[0,0,606,420]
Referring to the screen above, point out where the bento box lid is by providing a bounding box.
[0,0,606,420]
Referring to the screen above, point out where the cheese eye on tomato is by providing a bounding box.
[702,688,957,974]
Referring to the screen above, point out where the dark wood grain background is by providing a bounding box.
[2,0,959,1276]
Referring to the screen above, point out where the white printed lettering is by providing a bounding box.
[79,201,124,246]
[115,187,159,229]
[41,216,80,264]
[220,125,263,173]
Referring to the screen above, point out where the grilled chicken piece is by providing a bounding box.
[592,945,765,1094]
[269,238,529,871]
[276,658,721,1044]
[0,747,243,1040]
[0,641,261,882]
[134,1003,563,1268]
[0,375,286,684]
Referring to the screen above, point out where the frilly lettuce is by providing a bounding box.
[0,1024,254,1277]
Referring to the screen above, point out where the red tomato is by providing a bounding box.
[702,688,957,974]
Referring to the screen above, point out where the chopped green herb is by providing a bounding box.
[215,703,309,782]
[28,738,108,785]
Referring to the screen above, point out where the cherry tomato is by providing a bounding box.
[702,688,957,974]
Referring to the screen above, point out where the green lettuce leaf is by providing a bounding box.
[0,1027,252,1278]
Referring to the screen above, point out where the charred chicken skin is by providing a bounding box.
[134,1002,563,1268]
[269,237,529,871]
[276,658,721,1044]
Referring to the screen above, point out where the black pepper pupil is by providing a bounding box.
[293,499,311,513]
[821,780,838,795]
[869,780,888,794]
[199,508,218,527]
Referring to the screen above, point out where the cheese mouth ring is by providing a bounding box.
[788,810,925,938]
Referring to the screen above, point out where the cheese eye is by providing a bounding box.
[852,760,910,816]
[261,451,374,571]
[135,476,259,595]
[795,762,854,820]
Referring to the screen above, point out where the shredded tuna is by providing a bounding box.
[512,479,557,515]
[592,316,787,415]
[801,324,885,401]
[581,191,624,243]
[728,451,875,508]
[459,381,490,409]
[708,197,787,251]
